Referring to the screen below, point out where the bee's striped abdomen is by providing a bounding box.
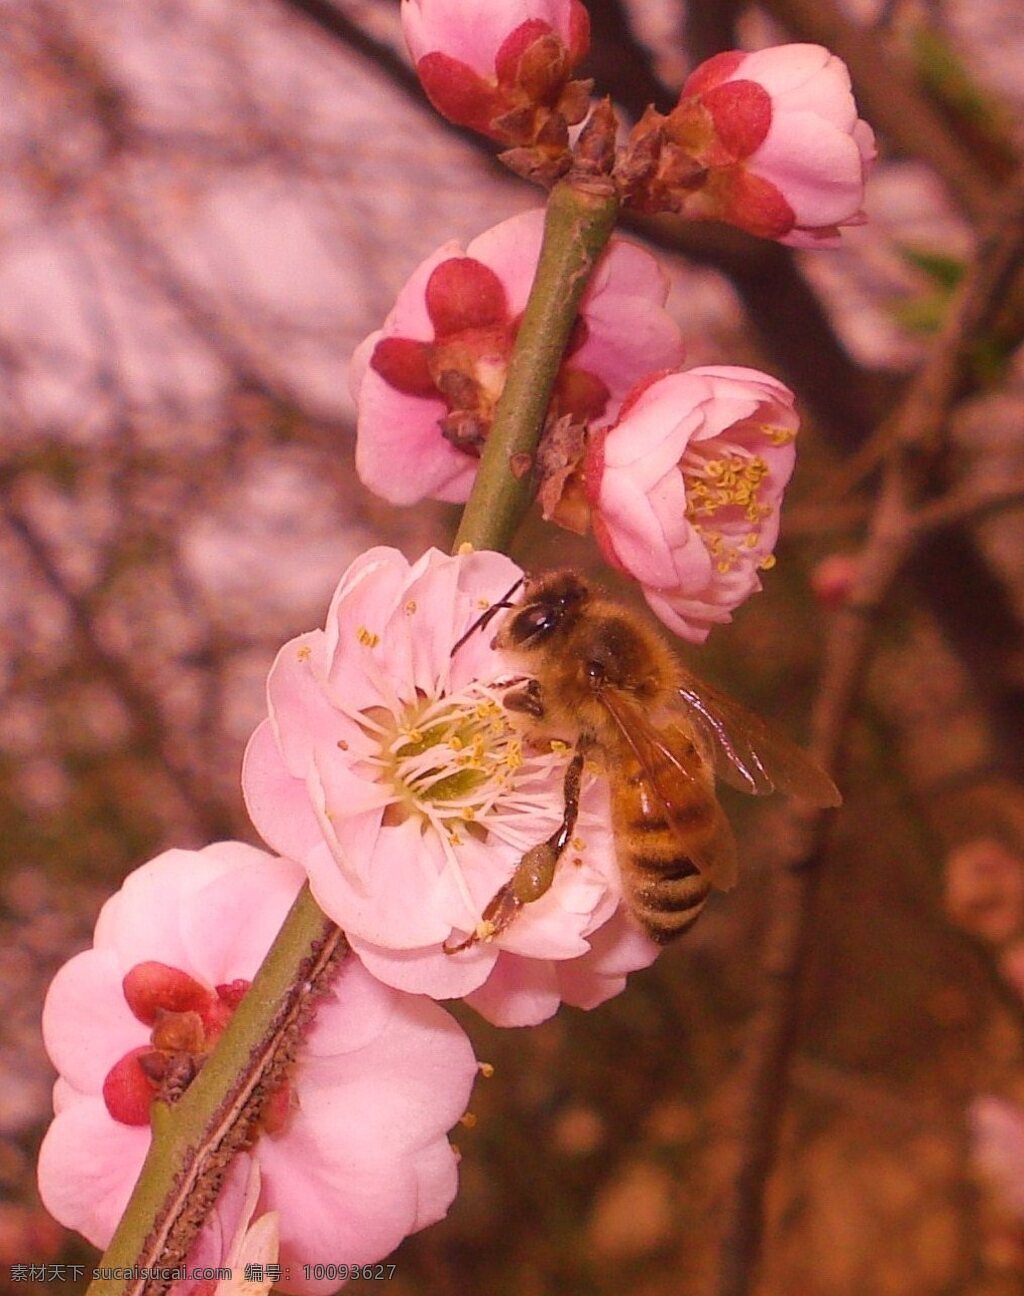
[611,749,716,944]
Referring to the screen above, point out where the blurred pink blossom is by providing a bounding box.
[38,842,476,1295]
[351,209,684,505]
[585,366,798,642]
[623,44,875,247]
[810,552,862,609]
[401,0,590,145]
[242,547,659,1026]
[969,1094,1024,1219]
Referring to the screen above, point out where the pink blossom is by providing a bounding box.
[401,0,590,147]
[38,842,477,1296]
[242,547,659,1026]
[351,209,684,506]
[623,44,875,247]
[585,366,798,643]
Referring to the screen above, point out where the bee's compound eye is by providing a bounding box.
[585,660,605,686]
[511,603,559,644]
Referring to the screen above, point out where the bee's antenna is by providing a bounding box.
[451,577,525,657]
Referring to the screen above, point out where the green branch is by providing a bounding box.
[86,888,341,1296]
[454,176,620,554]
[86,173,620,1296]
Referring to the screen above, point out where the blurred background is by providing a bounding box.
[3,0,1024,1292]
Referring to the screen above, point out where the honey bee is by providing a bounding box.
[445,571,840,952]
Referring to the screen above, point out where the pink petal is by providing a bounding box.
[466,208,546,317]
[303,957,407,1058]
[382,237,466,340]
[408,1140,461,1231]
[42,950,143,1096]
[347,330,379,403]
[777,226,845,250]
[349,935,497,1000]
[324,548,412,689]
[308,981,476,1139]
[181,856,305,986]
[447,549,526,690]
[730,44,833,99]
[257,1122,419,1275]
[265,630,370,773]
[355,373,474,505]
[576,295,685,421]
[307,816,453,948]
[643,585,734,642]
[37,1098,149,1247]
[352,239,480,506]
[402,0,584,80]
[464,952,562,1026]
[242,720,329,861]
[100,848,229,970]
[556,910,659,1010]
[257,981,474,1263]
[596,468,682,589]
[751,110,870,226]
[585,235,671,305]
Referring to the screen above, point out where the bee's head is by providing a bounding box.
[493,571,590,652]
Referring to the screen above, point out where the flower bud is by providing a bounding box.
[620,44,875,247]
[402,0,591,179]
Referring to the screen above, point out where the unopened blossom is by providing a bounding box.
[38,843,477,1296]
[242,547,659,1026]
[621,44,875,247]
[402,0,591,176]
[810,552,862,609]
[584,366,798,643]
[351,208,684,507]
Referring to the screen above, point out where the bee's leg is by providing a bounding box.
[512,745,584,899]
[502,677,545,719]
[444,748,585,954]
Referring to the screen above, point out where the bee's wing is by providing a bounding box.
[674,673,841,807]
[597,688,739,891]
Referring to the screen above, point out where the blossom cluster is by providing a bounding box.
[38,0,872,1286]
[352,210,802,643]
[351,8,874,642]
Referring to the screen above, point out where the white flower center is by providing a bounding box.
[359,680,569,853]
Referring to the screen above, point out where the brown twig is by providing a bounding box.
[713,168,1024,1296]
[3,498,236,844]
[912,476,1024,535]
